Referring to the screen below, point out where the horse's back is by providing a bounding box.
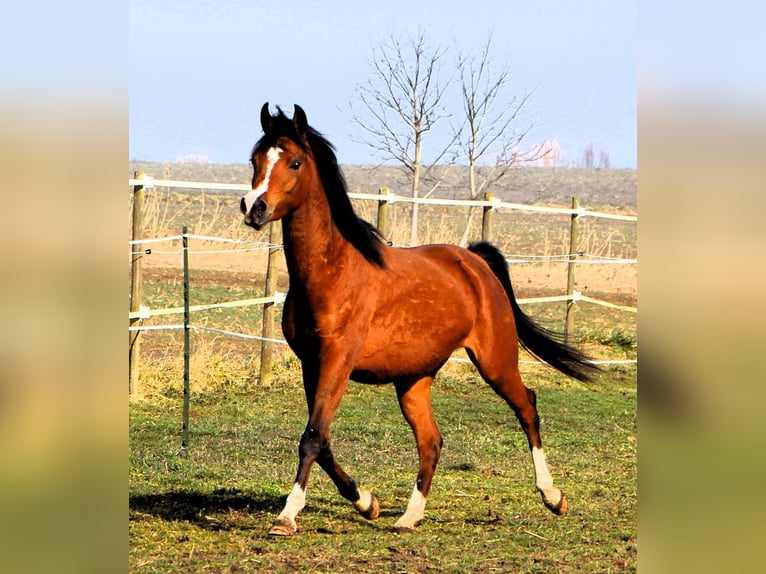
[380,243,488,309]
[386,243,507,304]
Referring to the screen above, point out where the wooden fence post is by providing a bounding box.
[377,187,391,239]
[482,191,495,242]
[129,171,146,397]
[565,196,580,343]
[259,222,282,387]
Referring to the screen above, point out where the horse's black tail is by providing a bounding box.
[468,241,600,383]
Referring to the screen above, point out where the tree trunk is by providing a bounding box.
[458,207,479,247]
[410,129,423,246]
[457,150,478,247]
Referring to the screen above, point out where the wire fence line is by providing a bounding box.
[128,177,637,222]
[129,231,636,266]
[126,231,637,323]
[126,321,630,367]
[128,176,637,397]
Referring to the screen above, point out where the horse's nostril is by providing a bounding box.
[255,198,267,217]
[240,197,247,214]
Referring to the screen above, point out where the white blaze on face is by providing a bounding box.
[242,146,282,214]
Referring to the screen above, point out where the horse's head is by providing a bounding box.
[240,103,314,230]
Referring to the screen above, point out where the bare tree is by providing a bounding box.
[582,142,594,168]
[599,149,611,169]
[350,30,455,245]
[452,35,540,246]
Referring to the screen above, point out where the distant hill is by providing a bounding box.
[129,161,636,210]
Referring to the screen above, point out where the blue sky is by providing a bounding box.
[129,0,636,167]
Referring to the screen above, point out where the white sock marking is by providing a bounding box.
[354,489,372,512]
[394,486,427,529]
[277,482,306,522]
[532,446,554,491]
[242,146,282,214]
[532,446,565,509]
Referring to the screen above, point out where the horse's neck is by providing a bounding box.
[281,187,350,285]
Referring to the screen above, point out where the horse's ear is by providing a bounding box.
[260,102,272,132]
[293,104,308,135]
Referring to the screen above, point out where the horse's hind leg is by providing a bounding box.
[468,348,568,515]
[522,386,568,514]
[393,374,442,532]
[316,441,380,521]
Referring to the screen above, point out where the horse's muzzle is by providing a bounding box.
[241,196,270,230]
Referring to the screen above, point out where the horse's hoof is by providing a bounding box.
[391,516,422,533]
[359,494,380,520]
[268,517,297,536]
[543,491,568,515]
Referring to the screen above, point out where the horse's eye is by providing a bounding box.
[290,160,302,170]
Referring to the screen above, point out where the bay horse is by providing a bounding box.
[240,103,598,536]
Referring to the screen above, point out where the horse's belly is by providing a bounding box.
[353,322,469,382]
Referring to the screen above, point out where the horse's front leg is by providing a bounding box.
[269,352,378,536]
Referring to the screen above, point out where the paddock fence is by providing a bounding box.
[128,173,637,413]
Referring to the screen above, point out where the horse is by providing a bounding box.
[240,103,599,536]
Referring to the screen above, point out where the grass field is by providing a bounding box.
[130,369,636,573]
[129,163,637,572]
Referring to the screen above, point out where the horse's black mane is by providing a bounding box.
[255,107,386,268]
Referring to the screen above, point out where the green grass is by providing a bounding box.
[130,369,636,572]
